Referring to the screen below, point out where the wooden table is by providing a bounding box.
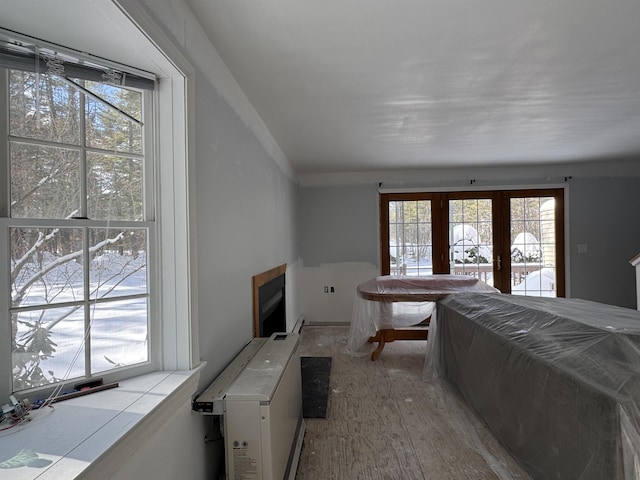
[350,274,498,360]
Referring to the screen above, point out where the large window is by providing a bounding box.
[1,31,157,395]
[381,189,565,296]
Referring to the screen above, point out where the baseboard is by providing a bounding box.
[287,417,306,480]
[293,315,305,333]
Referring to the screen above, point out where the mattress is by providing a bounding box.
[428,293,640,479]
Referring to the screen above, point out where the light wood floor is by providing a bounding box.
[295,325,530,480]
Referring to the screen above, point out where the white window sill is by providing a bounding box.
[0,366,203,480]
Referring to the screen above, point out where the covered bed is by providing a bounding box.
[426,292,640,479]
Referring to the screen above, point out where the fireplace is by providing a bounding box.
[252,264,287,337]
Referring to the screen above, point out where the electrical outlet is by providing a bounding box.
[330,286,335,293]
[323,286,329,293]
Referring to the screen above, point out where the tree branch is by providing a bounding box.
[12,231,124,306]
[10,210,79,286]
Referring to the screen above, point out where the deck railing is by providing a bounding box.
[391,262,543,288]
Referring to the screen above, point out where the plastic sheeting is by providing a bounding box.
[345,274,498,356]
[425,292,640,480]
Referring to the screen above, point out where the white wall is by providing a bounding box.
[129,0,299,373]
[298,260,378,324]
[107,402,213,480]
[297,185,379,323]
[634,259,640,310]
[190,66,299,384]
[113,1,300,479]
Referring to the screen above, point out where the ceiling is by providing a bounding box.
[185,0,640,174]
[3,1,640,176]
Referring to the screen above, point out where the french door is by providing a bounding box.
[380,189,565,296]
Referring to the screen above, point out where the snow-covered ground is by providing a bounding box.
[12,251,148,389]
[511,267,556,297]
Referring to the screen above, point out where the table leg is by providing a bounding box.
[367,324,430,361]
[368,330,391,361]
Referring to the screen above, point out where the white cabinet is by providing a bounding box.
[193,333,304,480]
[631,253,640,310]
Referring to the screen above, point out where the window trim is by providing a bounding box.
[3,65,155,396]
[380,186,567,297]
[0,3,200,400]
[118,0,201,372]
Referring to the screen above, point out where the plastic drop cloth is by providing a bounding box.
[345,274,498,356]
[424,292,640,480]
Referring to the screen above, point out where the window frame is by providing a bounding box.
[380,187,566,296]
[0,18,199,400]
[1,65,157,398]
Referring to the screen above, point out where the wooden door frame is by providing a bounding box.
[497,189,565,297]
[380,192,442,275]
[379,188,566,296]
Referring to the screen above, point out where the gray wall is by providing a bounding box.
[194,68,299,385]
[569,177,640,308]
[298,175,640,309]
[298,185,378,266]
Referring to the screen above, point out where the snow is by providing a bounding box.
[511,232,542,262]
[512,267,556,297]
[450,224,492,263]
[11,251,148,389]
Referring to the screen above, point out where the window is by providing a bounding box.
[381,189,565,296]
[1,30,158,396]
[387,196,434,276]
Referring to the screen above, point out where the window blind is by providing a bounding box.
[0,28,155,90]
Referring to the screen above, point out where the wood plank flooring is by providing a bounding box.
[295,325,530,480]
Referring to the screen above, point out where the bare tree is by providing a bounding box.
[8,69,147,390]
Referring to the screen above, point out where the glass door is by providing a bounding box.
[506,191,564,297]
[385,197,434,276]
[448,196,496,287]
[380,189,565,297]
